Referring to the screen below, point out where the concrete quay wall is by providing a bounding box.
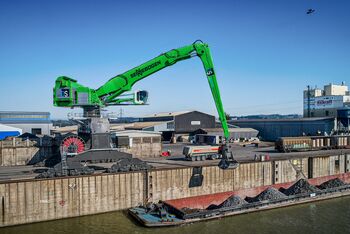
[1,152,349,227]
[148,161,272,202]
[0,172,145,227]
[0,139,38,166]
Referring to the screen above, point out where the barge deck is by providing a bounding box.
[129,177,350,227]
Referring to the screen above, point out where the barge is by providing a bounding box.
[129,176,350,227]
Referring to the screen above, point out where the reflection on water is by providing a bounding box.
[2,196,350,234]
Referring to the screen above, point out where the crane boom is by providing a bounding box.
[53,40,238,169]
[54,41,230,139]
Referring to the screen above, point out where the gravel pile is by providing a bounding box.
[207,195,247,210]
[219,195,248,208]
[317,178,347,190]
[245,187,287,203]
[283,179,319,196]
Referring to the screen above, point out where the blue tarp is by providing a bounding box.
[0,131,21,140]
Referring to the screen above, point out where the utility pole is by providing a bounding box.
[119,108,124,119]
[307,85,311,118]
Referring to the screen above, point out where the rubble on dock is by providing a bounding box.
[245,187,287,202]
[283,178,320,195]
[317,178,347,189]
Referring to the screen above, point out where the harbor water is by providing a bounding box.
[2,196,350,234]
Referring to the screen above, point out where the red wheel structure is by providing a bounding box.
[60,135,85,156]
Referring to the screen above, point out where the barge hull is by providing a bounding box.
[165,173,350,210]
[132,177,350,227]
[130,189,350,227]
[179,189,350,225]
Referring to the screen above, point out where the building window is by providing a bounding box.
[325,110,329,116]
[167,122,174,129]
[31,128,42,135]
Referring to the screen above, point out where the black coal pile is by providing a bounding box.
[181,207,202,214]
[107,158,152,172]
[283,179,320,196]
[245,187,287,203]
[278,187,286,193]
[317,178,347,190]
[206,204,220,210]
[207,195,247,210]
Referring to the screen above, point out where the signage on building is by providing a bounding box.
[314,96,344,109]
[304,96,347,110]
[191,121,201,125]
[316,99,333,106]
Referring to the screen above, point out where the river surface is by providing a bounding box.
[2,196,350,234]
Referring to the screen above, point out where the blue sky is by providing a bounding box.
[0,0,349,119]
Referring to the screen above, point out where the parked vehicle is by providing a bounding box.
[275,135,350,152]
[183,145,221,161]
[233,137,260,147]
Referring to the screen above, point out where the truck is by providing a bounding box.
[183,145,221,161]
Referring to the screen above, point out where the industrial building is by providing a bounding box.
[304,83,350,118]
[338,108,350,130]
[113,130,162,158]
[140,110,215,141]
[124,121,171,132]
[230,117,336,141]
[52,111,216,141]
[0,111,53,135]
[192,128,259,140]
[0,124,22,140]
[125,111,259,142]
[228,83,350,141]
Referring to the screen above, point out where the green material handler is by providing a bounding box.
[53,40,238,169]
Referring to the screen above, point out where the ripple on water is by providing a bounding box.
[2,197,350,234]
